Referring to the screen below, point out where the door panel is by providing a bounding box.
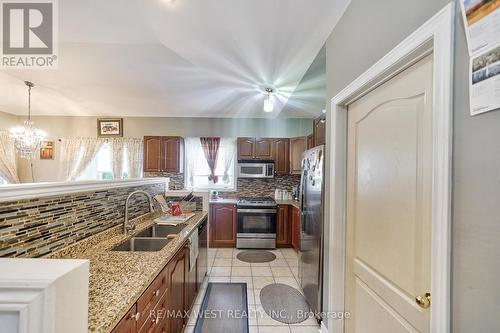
[290,137,307,175]
[237,138,255,160]
[144,136,161,172]
[274,138,290,175]
[346,55,433,333]
[254,138,274,160]
[210,204,236,247]
[161,137,180,172]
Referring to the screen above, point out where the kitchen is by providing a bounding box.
[1,0,493,333]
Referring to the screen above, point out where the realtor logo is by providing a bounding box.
[1,0,58,68]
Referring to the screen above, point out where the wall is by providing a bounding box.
[0,112,313,183]
[324,0,499,331]
[0,182,165,257]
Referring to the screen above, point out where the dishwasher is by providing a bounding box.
[197,216,208,289]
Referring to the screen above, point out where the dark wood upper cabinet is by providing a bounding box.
[307,134,314,150]
[290,137,307,175]
[291,206,300,251]
[144,136,182,173]
[144,136,162,172]
[313,115,326,147]
[161,137,181,172]
[273,138,289,175]
[209,203,237,247]
[237,138,255,160]
[254,138,274,160]
[276,204,291,247]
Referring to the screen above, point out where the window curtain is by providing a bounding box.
[184,137,199,188]
[124,138,143,179]
[200,137,220,183]
[59,138,104,181]
[219,138,235,184]
[0,132,20,184]
[112,139,125,179]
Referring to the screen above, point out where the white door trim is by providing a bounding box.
[327,3,454,333]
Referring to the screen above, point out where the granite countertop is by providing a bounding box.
[47,211,208,333]
[276,199,300,209]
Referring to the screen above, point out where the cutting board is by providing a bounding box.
[154,213,195,225]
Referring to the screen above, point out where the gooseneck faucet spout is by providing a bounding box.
[124,190,155,234]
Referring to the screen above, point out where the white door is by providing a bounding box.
[345,55,433,333]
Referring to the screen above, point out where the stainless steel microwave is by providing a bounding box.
[237,162,274,178]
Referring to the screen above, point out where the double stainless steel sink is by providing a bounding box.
[111,223,187,252]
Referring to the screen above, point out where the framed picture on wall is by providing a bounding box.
[97,118,123,137]
[40,141,54,160]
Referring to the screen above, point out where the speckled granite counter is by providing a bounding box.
[276,199,300,209]
[47,211,208,333]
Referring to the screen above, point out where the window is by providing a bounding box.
[185,137,236,191]
[77,142,130,181]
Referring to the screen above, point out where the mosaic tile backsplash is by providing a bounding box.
[146,171,300,198]
[0,183,165,258]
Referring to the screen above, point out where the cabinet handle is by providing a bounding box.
[152,317,160,325]
[130,312,140,321]
[153,289,160,297]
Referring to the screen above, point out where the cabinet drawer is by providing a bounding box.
[138,288,169,333]
[137,268,168,329]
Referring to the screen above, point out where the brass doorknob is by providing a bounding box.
[415,293,431,309]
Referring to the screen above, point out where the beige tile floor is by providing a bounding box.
[183,248,320,333]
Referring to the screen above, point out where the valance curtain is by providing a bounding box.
[200,137,220,183]
[0,132,20,184]
[59,138,104,181]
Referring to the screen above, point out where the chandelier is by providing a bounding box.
[10,81,46,160]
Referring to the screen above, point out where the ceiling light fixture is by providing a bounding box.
[10,81,46,160]
[263,88,274,113]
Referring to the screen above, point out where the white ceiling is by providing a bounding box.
[0,0,350,118]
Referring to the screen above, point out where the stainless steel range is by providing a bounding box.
[236,197,277,249]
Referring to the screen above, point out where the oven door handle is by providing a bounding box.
[237,209,277,213]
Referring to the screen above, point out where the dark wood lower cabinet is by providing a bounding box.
[112,241,200,333]
[209,203,237,248]
[291,206,300,251]
[276,204,291,247]
[112,305,138,333]
[169,246,187,333]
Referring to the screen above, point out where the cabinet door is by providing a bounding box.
[276,205,291,247]
[313,116,326,147]
[111,304,137,333]
[161,137,180,172]
[237,138,255,160]
[144,136,161,172]
[185,247,198,313]
[290,137,307,175]
[168,247,187,333]
[254,138,274,160]
[273,138,290,175]
[209,203,237,247]
[291,206,300,251]
[307,134,314,149]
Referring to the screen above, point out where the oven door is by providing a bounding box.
[237,208,276,238]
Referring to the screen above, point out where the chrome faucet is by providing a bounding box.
[124,190,155,234]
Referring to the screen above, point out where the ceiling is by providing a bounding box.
[0,0,349,118]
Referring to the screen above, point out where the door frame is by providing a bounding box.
[326,3,454,333]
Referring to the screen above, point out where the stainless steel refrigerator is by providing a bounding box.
[298,145,324,316]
